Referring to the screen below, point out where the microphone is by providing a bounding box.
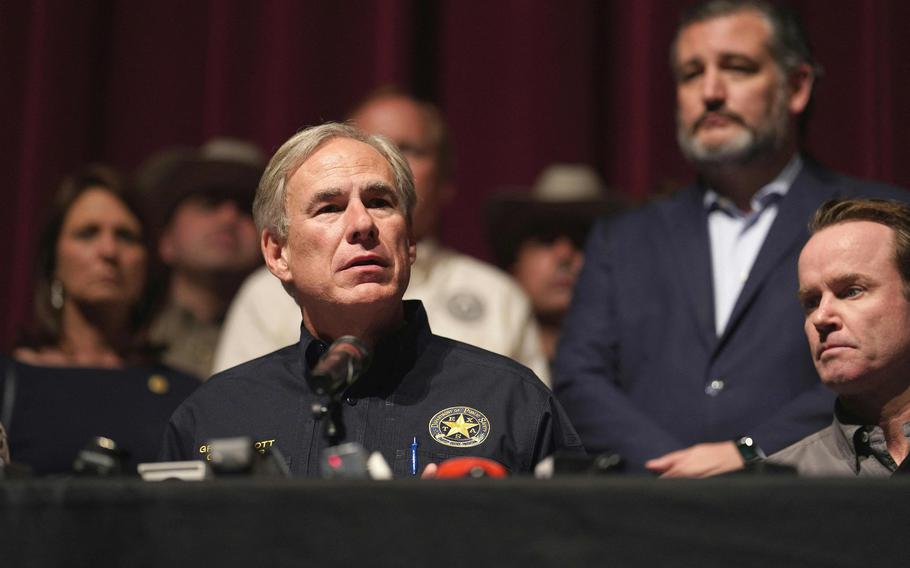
[310,336,371,397]
[73,436,129,477]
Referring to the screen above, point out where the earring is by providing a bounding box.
[50,279,64,310]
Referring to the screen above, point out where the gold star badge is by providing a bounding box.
[442,414,479,439]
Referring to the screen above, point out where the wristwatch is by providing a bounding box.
[733,436,766,465]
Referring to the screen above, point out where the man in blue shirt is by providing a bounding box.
[161,123,582,476]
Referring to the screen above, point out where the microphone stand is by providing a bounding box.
[309,349,371,477]
[311,355,354,446]
[312,394,346,447]
[309,336,369,447]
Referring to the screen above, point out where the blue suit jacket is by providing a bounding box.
[553,162,908,470]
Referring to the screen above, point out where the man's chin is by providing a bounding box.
[683,137,755,165]
[338,283,403,306]
[819,369,871,396]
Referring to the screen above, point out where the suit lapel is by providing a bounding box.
[718,165,837,349]
[657,186,717,351]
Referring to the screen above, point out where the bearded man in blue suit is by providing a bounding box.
[554,0,908,476]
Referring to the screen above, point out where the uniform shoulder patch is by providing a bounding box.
[446,292,485,322]
[428,406,491,448]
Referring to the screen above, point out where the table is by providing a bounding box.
[1,476,906,567]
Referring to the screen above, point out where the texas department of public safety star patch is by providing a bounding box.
[428,406,491,448]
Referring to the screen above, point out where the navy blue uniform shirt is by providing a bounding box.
[161,301,583,476]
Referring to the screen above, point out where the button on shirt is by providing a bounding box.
[160,301,583,476]
[706,156,803,335]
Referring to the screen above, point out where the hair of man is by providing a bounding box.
[670,0,822,79]
[810,198,910,300]
[253,122,417,243]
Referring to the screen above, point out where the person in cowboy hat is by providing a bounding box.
[487,164,619,369]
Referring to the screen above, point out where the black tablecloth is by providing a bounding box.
[1,477,907,567]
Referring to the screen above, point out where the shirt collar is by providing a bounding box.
[297,300,430,397]
[702,154,803,215]
[832,399,910,474]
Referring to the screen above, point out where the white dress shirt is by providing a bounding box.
[705,155,802,335]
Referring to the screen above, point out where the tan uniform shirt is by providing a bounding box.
[150,303,220,380]
[213,240,550,384]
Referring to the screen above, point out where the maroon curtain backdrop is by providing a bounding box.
[2,0,909,348]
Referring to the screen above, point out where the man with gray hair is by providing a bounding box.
[160,123,582,476]
[554,0,907,476]
[213,90,548,383]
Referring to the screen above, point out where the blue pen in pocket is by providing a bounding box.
[410,436,419,476]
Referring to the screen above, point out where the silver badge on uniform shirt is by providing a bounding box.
[446,292,484,322]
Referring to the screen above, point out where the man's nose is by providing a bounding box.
[811,296,841,340]
[702,67,726,108]
[97,231,117,254]
[551,236,578,259]
[345,199,377,243]
[551,236,581,268]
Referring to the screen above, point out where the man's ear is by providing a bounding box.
[787,63,814,115]
[262,229,292,283]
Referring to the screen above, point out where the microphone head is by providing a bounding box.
[310,335,372,396]
[72,436,129,477]
[331,336,372,370]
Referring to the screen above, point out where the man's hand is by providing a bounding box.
[644,441,744,478]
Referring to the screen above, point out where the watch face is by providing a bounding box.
[736,437,765,463]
